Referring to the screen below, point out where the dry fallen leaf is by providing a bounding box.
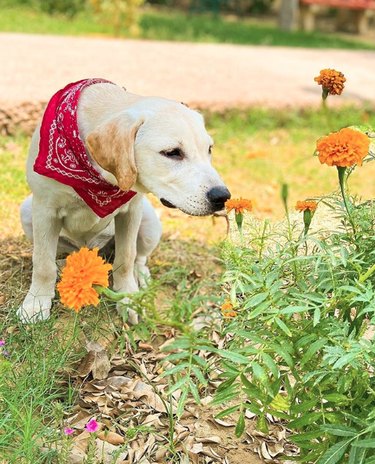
[76,342,111,380]
[97,430,125,445]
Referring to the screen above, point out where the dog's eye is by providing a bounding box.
[160,148,183,160]
[209,145,213,155]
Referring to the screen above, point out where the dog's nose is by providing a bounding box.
[207,186,231,211]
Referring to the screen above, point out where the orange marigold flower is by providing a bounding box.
[316,128,370,168]
[295,200,318,213]
[314,69,346,96]
[225,198,253,214]
[57,247,112,312]
[220,300,237,318]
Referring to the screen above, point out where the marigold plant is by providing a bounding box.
[314,68,346,96]
[57,247,112,312]
[316,127,370,168]
[295,200,318,213]
[225,198,253,214]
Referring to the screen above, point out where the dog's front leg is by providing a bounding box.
[18,197,62,323]
[113,197,143,324]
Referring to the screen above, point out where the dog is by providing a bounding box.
[18,78,231,323]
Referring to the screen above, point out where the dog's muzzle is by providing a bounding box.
[207,186,231,212]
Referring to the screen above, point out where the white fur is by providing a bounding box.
[18,83,228,323]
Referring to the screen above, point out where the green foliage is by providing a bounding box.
[0,314,82,462]
[213,180,375,461]
[0,3,375,49]
[0,0,86,16]
[159,127,375,462]
[39,0,85,17]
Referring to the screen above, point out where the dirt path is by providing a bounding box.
[1,32,375,108]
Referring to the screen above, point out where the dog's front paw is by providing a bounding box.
[116,297,140,325]
[17,292,52,323]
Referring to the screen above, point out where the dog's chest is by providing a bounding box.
[58,204,114,237]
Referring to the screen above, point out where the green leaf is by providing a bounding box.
[191,366,208,386]
[316,439,351,464]
[260,352,279,378]
[333,351,359,369]
[217,349,250,365]
[352,438,375,448]
[256,414,269,434]
[161,338,191,351]
[161,363,188,377]
[363,457,375,464]
[288,412,322,429]
[237,330,264,344]
[192,354,207,368]
[271,343,294,368]
[244,402,262,416]
[274,317,292,336]
[314,307,321,326]
[280,305,309,314]
[244,292,268,309]
[321,424,357,437]
[235,411,245,437]
[349,443,367,464]
[188,379,201,404]
[289,430,323,445]
[301,338,328,367]
[166,375,189,395]
[252,362,267,382]
[176,388,188,418]
[211,388,238,405]
[215,404,240,419]
[291,399,319,414]
[323,393,349,404]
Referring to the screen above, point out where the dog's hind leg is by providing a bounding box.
[135,197,162,288]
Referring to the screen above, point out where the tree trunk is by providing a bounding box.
[278,0,299,31]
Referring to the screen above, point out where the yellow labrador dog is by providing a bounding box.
[18,79,230,323]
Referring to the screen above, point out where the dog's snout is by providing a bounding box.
[207,186,231,211]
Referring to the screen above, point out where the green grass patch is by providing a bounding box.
[0,4,374,49]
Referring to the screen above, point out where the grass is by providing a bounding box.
[0,4,374,49]
[2,106,375,461]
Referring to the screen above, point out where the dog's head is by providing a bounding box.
[86,98,230,216]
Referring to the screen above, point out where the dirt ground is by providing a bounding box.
[1,32,375,108]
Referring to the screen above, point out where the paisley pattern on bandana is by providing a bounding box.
[34,78,137,218]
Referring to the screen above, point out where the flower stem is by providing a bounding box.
[94,285,129,301]
[337,166,357,239]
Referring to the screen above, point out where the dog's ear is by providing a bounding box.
[86,115,143,192]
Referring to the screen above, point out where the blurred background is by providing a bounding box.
[1,0,375,242]
[1,0,375,42]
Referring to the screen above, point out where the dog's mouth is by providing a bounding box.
[160,198,177,209]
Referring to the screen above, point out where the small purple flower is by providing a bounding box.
[85,418,99,433]
[64,427,74,436]
[0,340,5,347]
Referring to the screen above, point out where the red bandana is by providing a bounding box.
[34,78,137,218]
